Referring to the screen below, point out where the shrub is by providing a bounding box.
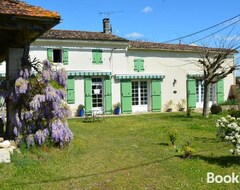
[183,145,195,158]
[216,116,240,155]
[167,129,178,146]
[210,104,222,114]
[229,110,240,118]
[186,108,193,118]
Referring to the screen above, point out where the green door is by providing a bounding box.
[151,80,162,112]
[217,80,224,104]
[84,77,92,114]
[105,78,112,114]
[121,80,132,114]
[187,79,196,108]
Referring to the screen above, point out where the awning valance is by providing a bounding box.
[67,71,112,76]
[187,74,204,78]
[115,74,165,80]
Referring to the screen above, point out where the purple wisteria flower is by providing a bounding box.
[0,59,73,148]
[34,129,49,146]
[26,134,35,148]
[15,77,28,96]
[51,119,73,147]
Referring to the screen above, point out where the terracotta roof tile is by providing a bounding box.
[129,41,212,51]
[0,0,60,19]
[40,29,128,42]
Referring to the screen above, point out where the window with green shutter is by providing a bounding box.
[92,49,103,64]
[134,59,144,72]
[67,76,75,104]
[47,48,69,64]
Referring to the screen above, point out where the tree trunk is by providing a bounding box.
[202,82,210,117]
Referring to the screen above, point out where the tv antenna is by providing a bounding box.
[99,10,124,18]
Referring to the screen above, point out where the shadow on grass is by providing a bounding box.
[194,137,217,143]
[193,155,240,167]
[8,155,174,187]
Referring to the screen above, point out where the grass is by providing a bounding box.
[0,112,240,190]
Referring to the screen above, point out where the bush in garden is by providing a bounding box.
[210,104,222,114]
[167,129,178,146]
[229,110,240,118]
[1,59,73,148]
[216,115,240,155]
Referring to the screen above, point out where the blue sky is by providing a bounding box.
[25,0,240,45]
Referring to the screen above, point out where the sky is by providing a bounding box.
[25,0,240,46]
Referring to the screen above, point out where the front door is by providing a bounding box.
[196,79,216,108]
[132,81,148,112]
[92,78,103,112]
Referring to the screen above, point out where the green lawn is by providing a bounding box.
[1,112,240,190]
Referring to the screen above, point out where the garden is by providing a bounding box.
[1,112,240,189]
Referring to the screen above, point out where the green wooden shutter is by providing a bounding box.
[139,59,144,72]
[121,80,132,114]
[92,49,103,64]
[187,79,196,108]
[47,49,53,62]
[84,77,92,114]
[134,59,144,72]
[134,59,138,71]
[217,79,224,104]
[98,50,103,64]
[63,49,68,65]
[151,80,162,112]
[105,78,112,114]
[67,76,75,104]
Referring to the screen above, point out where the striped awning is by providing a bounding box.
[115,74,165,80]
[187,74,204,78]
[67,71,112,76]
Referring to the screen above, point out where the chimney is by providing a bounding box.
[103,18,112,34]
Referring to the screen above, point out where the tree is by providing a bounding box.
[198,45,239,117]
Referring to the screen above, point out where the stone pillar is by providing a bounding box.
[5,48,24,139]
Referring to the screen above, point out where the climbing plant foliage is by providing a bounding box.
[1,59,73,148]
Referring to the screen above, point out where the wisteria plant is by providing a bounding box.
[1,59,73,148]
[216,115,240,155]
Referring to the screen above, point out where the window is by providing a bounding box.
[134,59,144,72]
[92,49,103,64]
[47,49,68,65]
[53,49,62,63]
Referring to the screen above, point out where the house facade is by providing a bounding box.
[0,20,236,116]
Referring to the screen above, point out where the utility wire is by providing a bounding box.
[189,18,240,44]
[163,14,240,43]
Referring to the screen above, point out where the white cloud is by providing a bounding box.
[141,6,152,13]
[125,32,144,39]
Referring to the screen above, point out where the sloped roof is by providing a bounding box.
[129,41,214,52]
[0,0,60,19]
[39,29,128,42]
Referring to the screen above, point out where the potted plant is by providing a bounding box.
[77,104,85,117]
[176,99,186,111]
[165,100,174,112]
[113,102,121,115]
